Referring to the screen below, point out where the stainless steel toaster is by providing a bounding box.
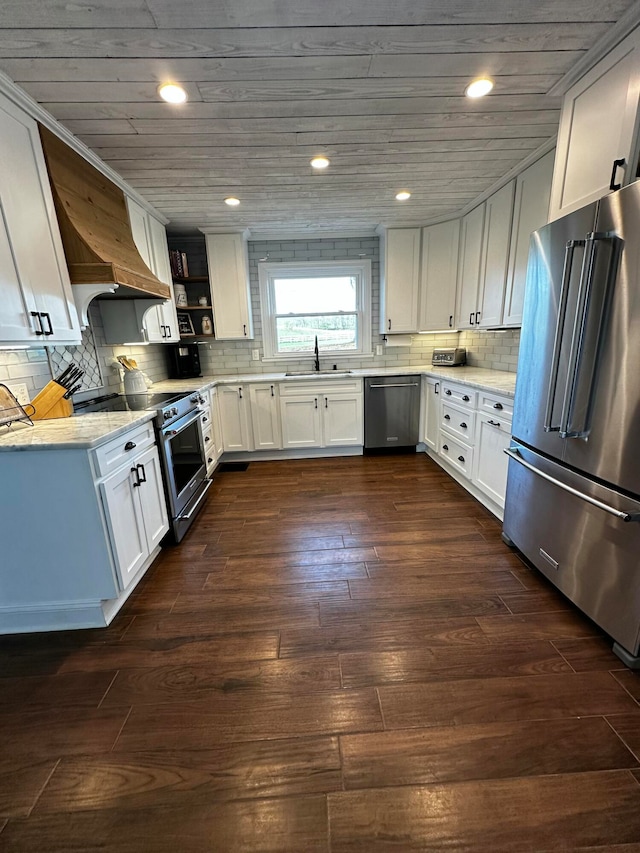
[431,347,466,366]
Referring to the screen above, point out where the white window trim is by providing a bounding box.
[258,259,372,361]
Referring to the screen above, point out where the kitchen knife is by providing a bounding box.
[55,364,76,388]
[64,383,83,399]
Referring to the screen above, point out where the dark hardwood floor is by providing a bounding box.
[2,453,640,851]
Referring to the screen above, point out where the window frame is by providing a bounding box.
[258,259,372,361]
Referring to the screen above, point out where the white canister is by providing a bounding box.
[124,369,148,394]
[201,315,213,335]
[174,283,188,307]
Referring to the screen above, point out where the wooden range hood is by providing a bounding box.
[39,125,170,322]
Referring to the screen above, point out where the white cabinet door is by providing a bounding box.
[205,233,253,339]
[549,29,640,220]
[478,181,514,328]
[423,376,441,451]
[0,93,80,344]
[503,151,554,327]
[218,384,252,451]
[473,412,512,509]
[249,383,282,450]
[380,227,421,333]
[134,445,169,553]
[280,395,322,448]
[210,387,224,461]
[322,393,363,446]
[100,463,147,590]
[148,216,180,342]
[127,197,153,268]
[455,204,485,329]
[419,220,459,332]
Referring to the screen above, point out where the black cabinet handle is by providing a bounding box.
[325,397,328,408]
[131,466,141,487]
[388,319,391,331]
[243,324,247,336]
[167,325,172,338]
[460,422,468,429]
[315,398,318,409]
[434,382,439,395]
[30,311,44,336]
[124,441,136,451]
[238,387,243,399]
[270,385,274,397]
[136,463,147,484]
[444,414,451,421]
[469,312,474,325]
[449,315,453,327]
[475,311,481,325]
[488,419,501,427]
[41,312,54,335]
[202,415,208,423]
[442,444,449,451]
[205,436,211,443]
[445,389,451,396]
[208,457,213,464]
[462,395,470,402]
[160,325,166,338]
[610,157,626,191]
[458,455,465,463]
[493,402,503,410]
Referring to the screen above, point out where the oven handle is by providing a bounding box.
[177,478,213,520]
[162,408,202,439]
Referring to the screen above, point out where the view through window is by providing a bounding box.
[259,261,371,359]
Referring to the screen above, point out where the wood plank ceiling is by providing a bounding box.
[0,1,636,234]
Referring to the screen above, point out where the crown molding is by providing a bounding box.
[0,70,169,226]
[547,7,640,96]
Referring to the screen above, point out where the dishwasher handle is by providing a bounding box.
[368,382,419,389]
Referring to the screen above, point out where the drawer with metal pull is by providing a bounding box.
[92,421,155,478]
[478,391,514,420]
[438,433,473,479]
[440,382,477,409]
[441,402,476,442]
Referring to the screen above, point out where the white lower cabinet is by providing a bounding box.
[210,387,224,464]
[249,383,282,450]
[422,376,441,451]
[218,384,253,451]
[100,443,168,589]
[427,378,513,516]
[279,380,363,450]
[473,412,512,509]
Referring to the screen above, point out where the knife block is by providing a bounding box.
[30,381,74,420]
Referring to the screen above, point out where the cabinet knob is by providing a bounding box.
[442,444,449,451]
[445,389,451,396]
[444,414,451,421]
[493,402,503,410]
[460,422,467,429]
[124,441,136,451]
[205,436,211,442]
[462,395,470,402]
[458,455,465,463]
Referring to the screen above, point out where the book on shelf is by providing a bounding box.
[169,250,190,278]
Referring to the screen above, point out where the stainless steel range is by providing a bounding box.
[75,390,211,542]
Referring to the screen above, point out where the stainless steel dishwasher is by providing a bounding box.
[364,375,420,449]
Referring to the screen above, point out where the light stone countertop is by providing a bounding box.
[0,365,515,452]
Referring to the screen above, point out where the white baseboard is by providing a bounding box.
[424,447,504,521]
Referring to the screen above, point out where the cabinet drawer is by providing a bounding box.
[478,391,514,419]
[279,379,362,396]
[202,425,216,473]
[93,421,155,478]
[439,433,473,479]
[441,382,476,409]
[200,408,212,431]
[441,402,475,443]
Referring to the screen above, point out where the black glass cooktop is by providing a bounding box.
[74,392,189,414]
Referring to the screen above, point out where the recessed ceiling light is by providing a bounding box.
[158,83,187,104]
[310,156,330,169]
[465,78,494,99]
[224,196,240,207]
[395,190,411,201]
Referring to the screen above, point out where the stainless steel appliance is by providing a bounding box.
[432,347,466,366]
[364,375,420,450]
[503,181,640,667]
[75,390,211,542]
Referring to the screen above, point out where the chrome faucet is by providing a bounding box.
[314,335,320,372]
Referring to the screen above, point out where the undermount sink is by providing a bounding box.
[284,369,353,376]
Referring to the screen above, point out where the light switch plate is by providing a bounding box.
[376,344,383,356]
[251,349,260,361]
[7,382,29,405]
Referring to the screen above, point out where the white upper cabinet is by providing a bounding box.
[549,28,640,220]
[379,227,421,334]
[477,181,515,329]
[125,197,179,343]
[205,232,253,340]
[455,204,485,330]
[0,93,80,345]
[503,151,554,327]
[419,220,459,332]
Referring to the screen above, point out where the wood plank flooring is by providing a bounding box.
[2,453,640,851]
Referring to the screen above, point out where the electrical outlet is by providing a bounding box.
[251,349,260,361]
[376,344,383,356]
[7,383,29,405]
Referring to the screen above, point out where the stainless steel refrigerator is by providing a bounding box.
[503,181,640,667]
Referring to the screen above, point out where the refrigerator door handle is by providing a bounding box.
[543,239,584,433]
[559,232,620,439]
[505,448,640,522]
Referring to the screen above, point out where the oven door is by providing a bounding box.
[161,408,207,518]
